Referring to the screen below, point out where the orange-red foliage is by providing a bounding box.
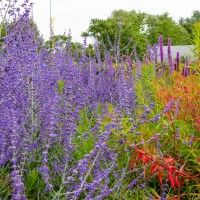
[129,147,193,190]
[155,72,200,132]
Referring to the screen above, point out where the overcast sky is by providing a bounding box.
[32,0,200,42]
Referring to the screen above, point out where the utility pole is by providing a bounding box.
[50,0,55,49]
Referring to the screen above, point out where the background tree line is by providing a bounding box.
[81,9,200,57]
[1,9,200,58]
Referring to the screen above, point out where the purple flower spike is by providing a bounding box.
[168,38,173,73]
[159,35,164,64]
[167,38,171,60]
[176,52,180,71]
[183,58,189,76]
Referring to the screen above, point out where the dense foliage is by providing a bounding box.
[82,10,193,58]
[179,10,200,35]
[0,1,200,200]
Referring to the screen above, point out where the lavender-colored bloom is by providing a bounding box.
[127,56,133,69]
[162,99,174,113]
[45,184,54,191]
[153,44,158,66]
[151,114,160,122]
[176,52,180,71]
[159,35,164,64]
[160,182,169,199]
[183,58,189,76]
[167,38,171,59]
[128,179,138,189]
[11,163,27,200]
[135,132,141,136]
[175,127,181,140]
[147,44,153,62]
[188,140,193,146]
[167,38,174,73]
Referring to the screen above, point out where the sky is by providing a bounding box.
[32,0,200,42]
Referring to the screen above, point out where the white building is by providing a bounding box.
[158,45,194,61]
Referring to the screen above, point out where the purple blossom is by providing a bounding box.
[167,38,174,73]
[159,35,164,64]
[162,99,174,113]
[176,52,180,71]
[183,58,189,76]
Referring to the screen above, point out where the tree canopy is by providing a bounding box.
[179,10,200,35]
[82,9,195,57]
[145,12,189,45]
[82,10,147,56]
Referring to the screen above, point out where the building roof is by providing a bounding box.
[158,45,194,61]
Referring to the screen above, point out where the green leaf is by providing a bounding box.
[57,80,65,95]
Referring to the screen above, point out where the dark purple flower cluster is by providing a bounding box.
[159,35,164,65]
[167,38,174,74]
[183,58,189,76]
[147,35,189,77]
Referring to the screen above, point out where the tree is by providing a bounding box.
[44,34,69,50]
[179,10,200,35]
[82,10,148,58]
[44,34,96,58]
[146,13,190,45]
